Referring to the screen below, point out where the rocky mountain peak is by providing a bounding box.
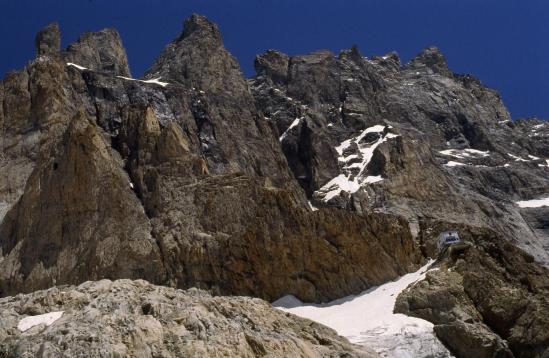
[339,44,363,63]
[35,22,61,56]
[409,46,452,76]
[64,28,131,76]
[145,14,246,93]
[254,50,290,84]
[181,13,222,43]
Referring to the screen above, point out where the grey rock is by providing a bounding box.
[407,46,453,77]
[0,116,166,297]
[145,14,240,92]
[255,50,290,85]
[250,42,549,265]
[64,28,131,76]
[0,279,377,357]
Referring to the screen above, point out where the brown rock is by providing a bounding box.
[434,321,513,358]
[64,28,131,76]
[35,22,61,56]
[0,116,165,296]
[396,222,549,357]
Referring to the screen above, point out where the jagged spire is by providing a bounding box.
[144,14,247,93]
[64,28,131,77]
[35,22,60,56]
[180,13,222,43]
[409,46,452,77]
[339,44,363,63]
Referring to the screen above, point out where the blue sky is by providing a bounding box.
[1,0,548,119]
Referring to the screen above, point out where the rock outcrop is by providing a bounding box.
[0,279,376,357]
[395,222,549,357]
[35,22,61,56]
[0,117,165,297]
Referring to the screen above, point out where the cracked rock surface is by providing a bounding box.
[0,279,376,357]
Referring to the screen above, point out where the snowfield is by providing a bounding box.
[273,261,452,357]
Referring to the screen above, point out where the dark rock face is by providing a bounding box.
[395,222,549,357]
[0,279,377,357]
[113,105,420,302]
[143,14,298,186]
[250,43,549,265]
[64,28,131,76]
[145,14,242,92]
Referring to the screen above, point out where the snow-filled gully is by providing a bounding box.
[314,125,398,201]
[273,260,452,357]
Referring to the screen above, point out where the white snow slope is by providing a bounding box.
[273,261,452,357]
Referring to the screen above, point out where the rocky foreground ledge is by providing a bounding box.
[0,279,376,357]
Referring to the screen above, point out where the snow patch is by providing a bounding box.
[444,161,465,167]
[66,62,88,70]
[18,311,64,332]
[320,174,361,201]
[508,153,529,162]
[516,196,549,208]
[117,76,169,87]
[273,260,450,357]
[279,117,303,141]
[439,148,489,159]
[363,175,384,183]
[315,125,396,201]
[140,78,169,86]
[308,201,319,211]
